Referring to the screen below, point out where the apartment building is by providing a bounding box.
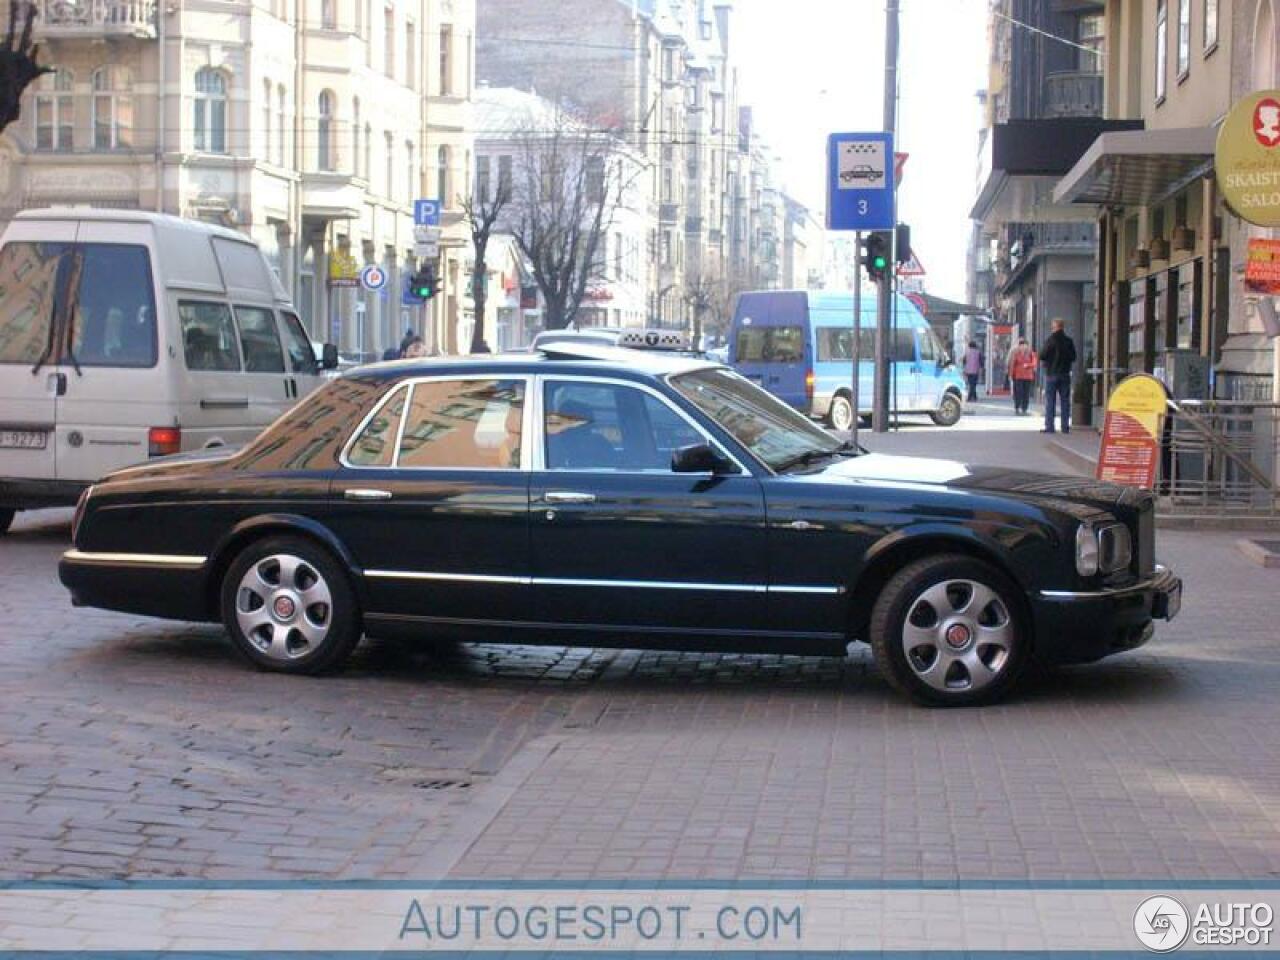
[1,0,475,359]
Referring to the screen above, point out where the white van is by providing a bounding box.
[0,209,337,534]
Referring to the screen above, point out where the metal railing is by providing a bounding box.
[37,0,157,36]
[1043,71,1104,119]
[1161,399,1280,516]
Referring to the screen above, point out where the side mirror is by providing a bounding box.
[671,443,731,474]
[321,343,339,370]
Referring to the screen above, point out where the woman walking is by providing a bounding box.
[1007,337,1037,415]
[962,341,983,403]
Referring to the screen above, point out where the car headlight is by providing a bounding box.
[1076,521,1132,576]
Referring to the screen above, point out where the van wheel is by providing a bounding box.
[827,394,854,432]
[0,508,13,535]
[220,536,361,674]
[930,393,963,427]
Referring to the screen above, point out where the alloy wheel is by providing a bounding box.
[900,578,1014,693]
[234,554,333,662]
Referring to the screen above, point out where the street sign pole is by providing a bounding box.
[874,0,901,434]
[852,231,862,449]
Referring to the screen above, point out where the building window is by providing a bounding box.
[497,154,512,199]
[92,66,132,150]
[385,130,394,197]
[34,69,73,152]
[437,145,451,205]
[1078,14,1104,72]
[1155,0,1168,102]
[352,98,361,177]
[276,84,287,165]
[384,6,395,79]
[262,79,272,162]
[1205,0,1219,51]
[321,0,335,29]
[317,89,335,170]
[466,30,473,98]
[405,141,415,199]
[585,156,605,203]
[364,123,372,185]
[194,68,228,153]
[440,24,453,95]
[476,154,490,202]
[1176,0,1190,78]
[405,19,416,89]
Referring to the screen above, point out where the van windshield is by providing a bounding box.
[734,325,804,363]
[0,241,69,366]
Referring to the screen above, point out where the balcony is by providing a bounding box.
[1043,71,1103,119]
[36,0,157,37]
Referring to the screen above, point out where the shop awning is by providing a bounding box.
[912,293,989,319]
[1053,126,1217,206]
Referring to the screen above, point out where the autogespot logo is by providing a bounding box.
[1134,896,1191,952]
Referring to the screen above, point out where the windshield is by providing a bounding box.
[670,367,846,472]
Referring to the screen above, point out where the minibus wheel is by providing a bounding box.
[930,393,963,427]
[827,393,854,432]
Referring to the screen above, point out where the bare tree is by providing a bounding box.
[506,105,633,331]
[1,0,51,135]
[460,167,512,354]
[684,271,722,351]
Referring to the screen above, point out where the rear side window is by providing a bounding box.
[179,301,241,371]
[735,325,804,363]
[66,245,158,368]
[815,327,874,362]
[234,306,286,372]
[280,311,318,375]
[397,379,525,470]
[0,241,68,365]
[345,384,408,467]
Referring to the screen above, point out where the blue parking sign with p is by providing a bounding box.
[826,132,894,232]
[414,199,441,226]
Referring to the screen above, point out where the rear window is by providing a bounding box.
[735,325,804,363]
[396,379,525,470]
[65,244,157,368]
[0,241,68,365]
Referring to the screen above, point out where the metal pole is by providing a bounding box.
[873,0,900,433]
[852,231,862,447]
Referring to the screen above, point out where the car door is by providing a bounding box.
[529,376,767,634]
[327,375,532,624]
[0,232,74,485]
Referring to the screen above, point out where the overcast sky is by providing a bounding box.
[733,0,988,298]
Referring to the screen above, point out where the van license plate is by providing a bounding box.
[0,429,48,450]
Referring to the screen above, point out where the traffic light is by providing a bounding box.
[407,263,438,301]
[861,231,891,282]
[895,223,912,265]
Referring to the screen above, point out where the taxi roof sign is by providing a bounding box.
[617,329,689,351]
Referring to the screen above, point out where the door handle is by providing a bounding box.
[344,488,393,501]
[543,491,596,505]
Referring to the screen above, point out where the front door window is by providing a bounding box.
[544,381,705,472]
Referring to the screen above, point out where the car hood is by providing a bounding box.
[804,452,1150,514]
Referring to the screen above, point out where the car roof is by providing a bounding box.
[338,344,719,383]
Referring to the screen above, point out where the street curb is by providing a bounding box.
[1235,538,1280,567]
[1045,437,1097,477]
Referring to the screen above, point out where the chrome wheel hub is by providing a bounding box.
[235,554,332,661]
[901,578,1014,693]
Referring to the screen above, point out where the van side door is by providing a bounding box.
[277,309,324,400]
[233,304,291,425]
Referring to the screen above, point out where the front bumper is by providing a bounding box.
[1031,564,1182,665]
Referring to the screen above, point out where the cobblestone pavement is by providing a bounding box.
[2,413,1279,883]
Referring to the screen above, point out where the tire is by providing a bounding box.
[869,554,1028,706]
[826,393,854,432]
[0,508,13,535]
[929,393,963,427]
[219,535,361,674]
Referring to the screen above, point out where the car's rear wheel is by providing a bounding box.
[929,393,963,427]
[870,554,1028,706]
[220,536,361,674]
[0,509,13,535]
[827,393,854,432]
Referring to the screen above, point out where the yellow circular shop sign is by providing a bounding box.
[1217,89,1280,226]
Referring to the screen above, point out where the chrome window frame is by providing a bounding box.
[532,374,750,476]
[339,374,534,472]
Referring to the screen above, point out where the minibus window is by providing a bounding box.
[65,244,158,368]
[0,242,70,366]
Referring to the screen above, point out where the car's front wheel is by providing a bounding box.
[929,393,963,427]
[0,508,13,536]
[869,554,1028,706]
[220,535,361,674]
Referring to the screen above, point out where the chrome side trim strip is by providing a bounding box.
[1040,564,1175,599]
[365,569,532,586]
[62,550,206,569]
[363,568,844,596]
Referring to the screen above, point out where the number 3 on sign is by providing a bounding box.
[857,199,869,215]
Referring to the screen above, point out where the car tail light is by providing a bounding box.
[148,426,181,457]
[805,369,815,404]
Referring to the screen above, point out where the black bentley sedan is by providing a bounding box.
[60,346,1181,706]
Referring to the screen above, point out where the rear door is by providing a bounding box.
[0,228,75,483]
[731,292,811,412]
[55,220,164,482]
